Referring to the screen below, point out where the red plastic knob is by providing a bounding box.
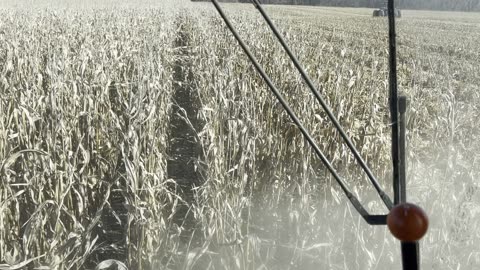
[387,203,429,242]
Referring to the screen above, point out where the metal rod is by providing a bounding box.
[401,242,420,270]
[387,2,421,268]
[250,0,393,210]
[398,96,407,203]
[387,0,400,205]
[211,0,378,224]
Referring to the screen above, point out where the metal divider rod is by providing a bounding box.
[387,0,400,204]
[250,0,393,210]
[210,0,375,223]
[387,1,421,269]
[398,96,419,269]
[398,96,407,203]
[401,242,420,270]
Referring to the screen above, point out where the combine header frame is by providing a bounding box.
[210,0,426,269]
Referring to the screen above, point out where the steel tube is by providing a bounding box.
[387,1,421,268]
[387,0,400,204]
[398,96,407,203]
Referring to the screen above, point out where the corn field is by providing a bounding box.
[0,1,479,269]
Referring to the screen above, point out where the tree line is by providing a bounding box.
[192,0,480,12]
